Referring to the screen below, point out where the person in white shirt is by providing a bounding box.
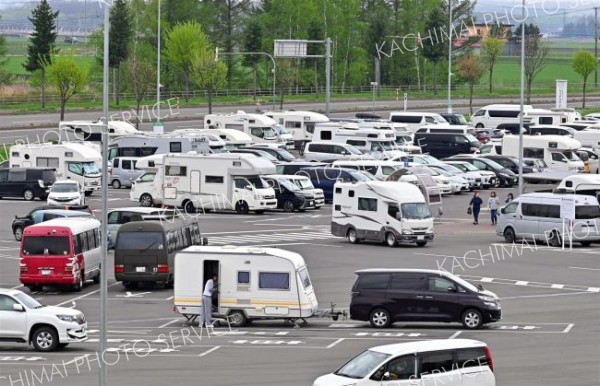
[201,274,218,327]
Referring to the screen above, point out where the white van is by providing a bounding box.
[313,339,495,386]
[471,104,534,129]
[204,111,284,146]
[174,246,319,327]
[502,135,584,172]
[332,181,434,247]
[415,124,477,137]
[331,160,400,181]
[389,112,447,132]
[264,110,330,150]
[303,142,369,162]
[496,193,600,247]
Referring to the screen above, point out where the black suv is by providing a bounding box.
[0,168,55,201]
[350,269,501,329]
[264,176,316,212]
[12,207,93,241]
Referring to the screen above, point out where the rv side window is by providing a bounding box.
[348,190,355,197]
[165,166,187,176]
[334,205,341,211]
[37,157,60,168]
[139,173,155,182]
[523,148,543,159]
[539,117,553,125]
[335,187,342,194]
[320,131,332,140]
[358,197,377,211]
[205,176,224,184]
[346,140,366,147]
[237,271,250,284]
[298,268,312,289]
[170,142,182,152]
[258,272,290,290]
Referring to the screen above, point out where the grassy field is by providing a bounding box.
[483,57,583,87]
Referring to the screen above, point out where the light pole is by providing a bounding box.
[155,0,162,132]
[370,82,378,112]
[518,0,525,196]
[447,0,453,114]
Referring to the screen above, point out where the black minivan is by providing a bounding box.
[349,269,501,329]
[413,133,481,159]
[0,168,56,201]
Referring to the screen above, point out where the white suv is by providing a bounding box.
[47,180,85,206]
[0,289,88,352]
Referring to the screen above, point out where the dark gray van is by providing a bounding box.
[0,168,56,201]
[413,133,480,159]
[349,269,501,329]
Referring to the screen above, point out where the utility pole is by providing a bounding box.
[447,0,453,113]
[595,7,598,87]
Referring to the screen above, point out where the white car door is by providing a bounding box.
[419,351,461,386]
[0,295,27,338]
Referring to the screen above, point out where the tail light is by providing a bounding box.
[114,264,124,273]
[484,346,494,372]
[20,263,27,273]
[65,257,78,273]
[157,264,169,273]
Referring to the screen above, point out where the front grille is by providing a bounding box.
[475,178,481,182]
[263,195,275,200]
[54,197,74,202]
[413,227,429,231]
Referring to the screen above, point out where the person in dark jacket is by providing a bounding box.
[469,192,483,225]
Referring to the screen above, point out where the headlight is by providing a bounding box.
[57,314,77,323]
[478,295,496,303]
[402,229,413,235]
[255,195,264,200]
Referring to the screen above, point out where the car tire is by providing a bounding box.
[347,228,359,244]
[235,201,249,215]
[461,308,483,329]
[548,230,562,247]
[503,227,516,243]
[23,189,34,201]
[73,271,84,292]
[282,200,295,213]
[184,200,196,214]
[32,326,59,352]
[580,241,592,247]
[84,191,93,197]
[93,268,100,284]
[369,308,391,328]
[227,310,248,327]
[385,232,397,247]
[112,180,121,189]
[139,194,153,207]
[416,241,427,247]
[14,226,24,242]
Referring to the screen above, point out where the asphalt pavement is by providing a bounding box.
[0,185,599,385]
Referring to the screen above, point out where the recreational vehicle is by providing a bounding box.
[174,246,319,327]
[169,129,228,151]
[176,128,253,149]
[107,133,212,161]
[388,112,447,131]
[59,120,139,142]
[471,104,534,129]
[386,167,443,216]
[141,153,278,214]
[524,109,576,126]
[502,135,585,172]
[204,111,287,146]
[331,181,434,247]
[10,143,102,195]
[264,110,330,150]
[554,174,600,198]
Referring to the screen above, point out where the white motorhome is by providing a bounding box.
[10,143,102,195]
[175,128,253,150]
[169,129,227,152]
[471,104,534,129]
[525,109,574,126]
[502,135,585,172]
[107,133,212,161]
[146,153,278,214]
[59,120,139,142]
[174,246,319,327]
[130,154,166,207]
[572,129,600,149]
[554,174,600,198]
[388,111,447,132]
[332,181,434,247]
[205,111,290,147]
[264,110,330,150]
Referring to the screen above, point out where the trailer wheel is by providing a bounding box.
[235,201,249,215]
[139,194,153,207]
[184,200,196,214]
[227,310,248,327]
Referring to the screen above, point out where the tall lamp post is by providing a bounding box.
[447,0,453,114]
[155,0,162,133]
[518,0,526,195]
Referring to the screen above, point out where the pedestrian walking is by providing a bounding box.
[488,191,500,225]
[469,192,483,225]
[201,274,218,327]
[505,192,514,204]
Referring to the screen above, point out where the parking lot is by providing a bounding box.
[0,184,599,385]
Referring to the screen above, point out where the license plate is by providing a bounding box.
[417,236,425,240]
[41,269,51,275]
[136,266,146,273]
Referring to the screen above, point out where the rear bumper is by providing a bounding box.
[115,272,171,282]
[20,274,78,285]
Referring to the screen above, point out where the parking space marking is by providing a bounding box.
[449,331,462,339]
[229,339,304,345]
[54,282,120,307]
[326,338,344,348]
[157,319,180,328]
[563,323,575,333]
[198,346,220,357]
[354,332,426,337]
[458,274,600,293]
[569,266,600,271]
[208,230,337,245]
[0,356,46,361]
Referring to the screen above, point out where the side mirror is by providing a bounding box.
[500,208,505,214]
[245,185,253,190]
[447,286,457,293]
[382,372,391,381]
[13,303,24,312]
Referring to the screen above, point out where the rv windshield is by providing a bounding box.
[259,127,277,139]
[401,203,432,219]
[293,178,315,190]
[371,141,395,151]
[395,135,412,145]
[562,150,581,161]
[82,162,100,175]
[274,125,291,135]
[246,176,269,189]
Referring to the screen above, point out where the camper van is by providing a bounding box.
[204,111,286,146]
[168,129,227,152]
[555,175,600,198]
[386,167,443,217]
[174,246,319,327]
[174,128,253,150]
[107,133,212,161]
[388,112,447,132]
[264,110,330,150]
[312,123,404,159]
[331,160,400,181]
[332,181,434,247]
[502,135,585,172]
[471,104,534,129]
[143,153,278,214]
[10,143,102,195]
[59,120,139,142]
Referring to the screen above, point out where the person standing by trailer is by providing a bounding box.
[469,192,483,225]
[202,274,218,327]
[488,191,500,225]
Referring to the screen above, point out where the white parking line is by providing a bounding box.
[326,338,345,349]
[570,266,600,271]
[158,319,180,328]
[458,274,600,293]
[563,324,574,333]
[54,282,119,307]
[198,346,221,357]
[448,331,462,339]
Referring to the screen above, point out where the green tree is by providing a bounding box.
[127,42,157,129]
[422,7,446,95]
[109,0,133,105]
[189,28,227,113]
[164,21,207,102]
[455,53,483,114]
[572,51,597,108]
[275,59,297,109]
[489,23,511,39]
[214,0,250,88]
[23,0,59,109]
[522,30,549,103]
[0,19,7,84]
[243,18,263,101]
[45,54,89,120]
[482,37,504,93]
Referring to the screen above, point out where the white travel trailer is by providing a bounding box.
[554,174,600,198]
[388,111,447,132]
[264,110,330,150]
[524,109,576,126]
[107,133,212,161]
[332,181,434,247]
[174,246,319,327]
[145,153,278,214]
[59,120,139,142]
[502,135,585,172]
[471,104,534,129]
[168,129,227,152]
[204,111,289,147]
[10,142,102,195]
